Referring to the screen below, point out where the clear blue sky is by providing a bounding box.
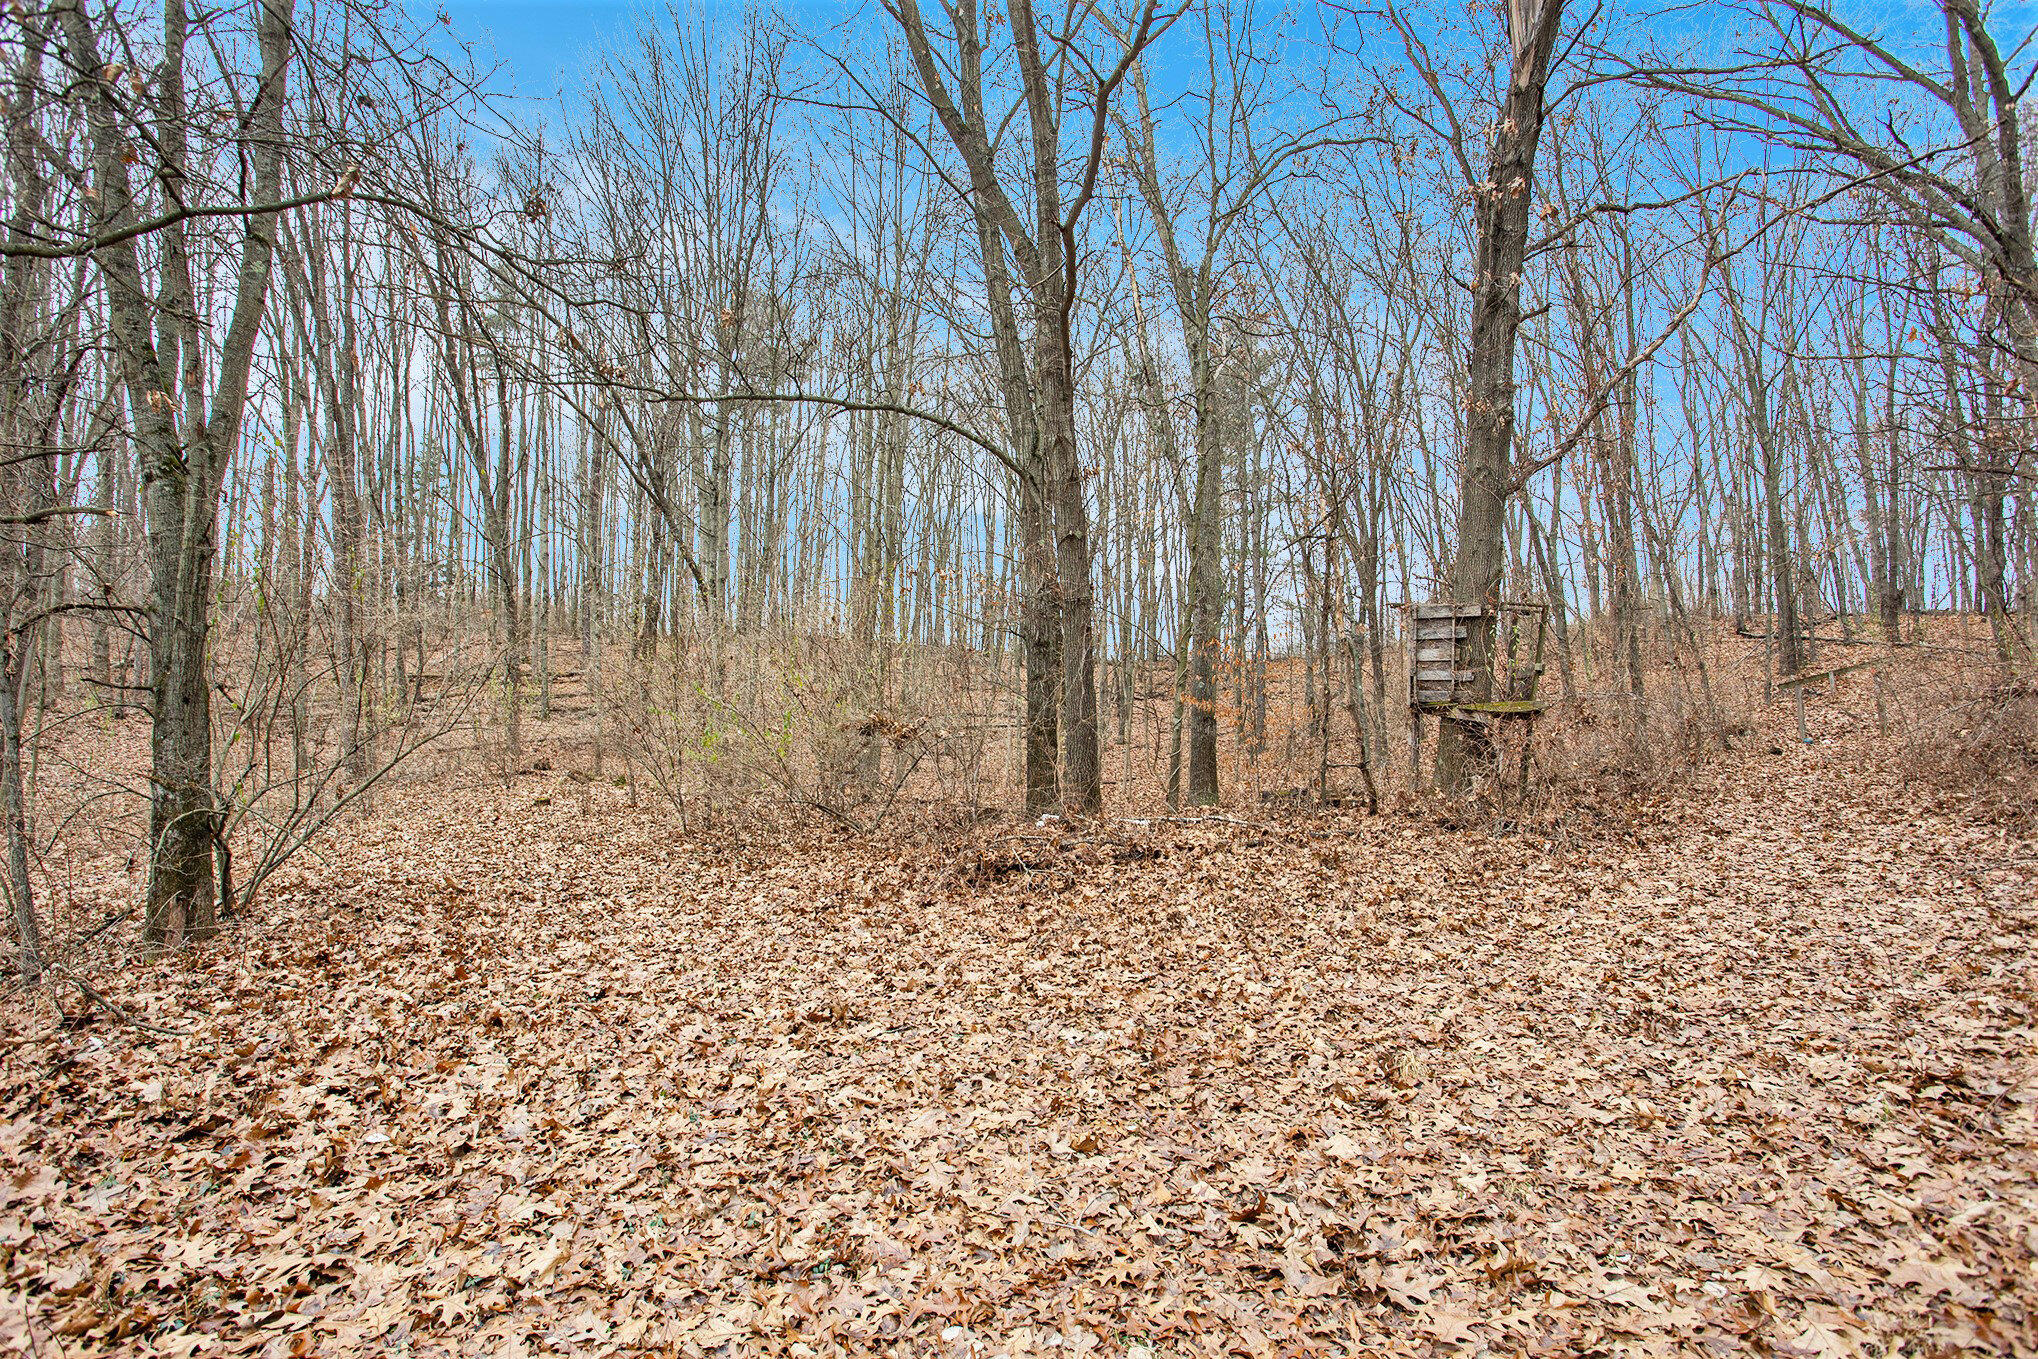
[426,2,641,102]
[420,2,873,117]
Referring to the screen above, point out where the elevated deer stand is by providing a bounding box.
[1407,601,1549,800]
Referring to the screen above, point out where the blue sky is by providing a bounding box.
[421,2,873,104]
[425,2,640,102]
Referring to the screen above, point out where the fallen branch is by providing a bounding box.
[49,962,190,1037]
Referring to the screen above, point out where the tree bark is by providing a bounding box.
[1437,0,1564,796]
[61,0,295,943]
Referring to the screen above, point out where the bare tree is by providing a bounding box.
[882,0,1184,815]
[54,0,297,943]
[1382,0,1568,792]
[1117,0,1356,805]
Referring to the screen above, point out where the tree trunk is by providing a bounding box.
[1042,324,1101,815]
[61,0,295,943]
[1184,386,1223,805]
[1437,0,1564,796]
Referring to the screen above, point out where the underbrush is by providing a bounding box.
[1891,663,2038,829]
[599,626,1002,833]
[1531,682,1756,814]
[462,621,2029,839]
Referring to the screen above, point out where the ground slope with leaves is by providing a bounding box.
[2,703,2034,1357]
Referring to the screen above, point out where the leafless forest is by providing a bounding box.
[1,0,2035,1355]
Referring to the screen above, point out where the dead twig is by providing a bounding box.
[48,962,190,1037]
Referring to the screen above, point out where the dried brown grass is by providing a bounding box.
[1886,656,2038,830]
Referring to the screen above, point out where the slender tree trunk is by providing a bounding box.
[1184,383,1223,805]
[1043,331,1101,815]
[62,0,295,942]
[0,641,39,981]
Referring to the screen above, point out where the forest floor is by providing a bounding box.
[1,665,2035,1357]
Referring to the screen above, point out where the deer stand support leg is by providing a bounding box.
[1517,720,1534,805]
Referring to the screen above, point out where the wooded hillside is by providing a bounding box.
[1,0,2034,1354]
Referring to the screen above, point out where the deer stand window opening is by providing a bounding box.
[1406,601,1549,799]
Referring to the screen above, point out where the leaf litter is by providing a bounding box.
[1,709,2034,1357]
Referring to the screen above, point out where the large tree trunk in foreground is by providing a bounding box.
[1437,0,1564,797]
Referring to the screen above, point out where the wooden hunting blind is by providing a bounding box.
[1406,600,1550,791]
